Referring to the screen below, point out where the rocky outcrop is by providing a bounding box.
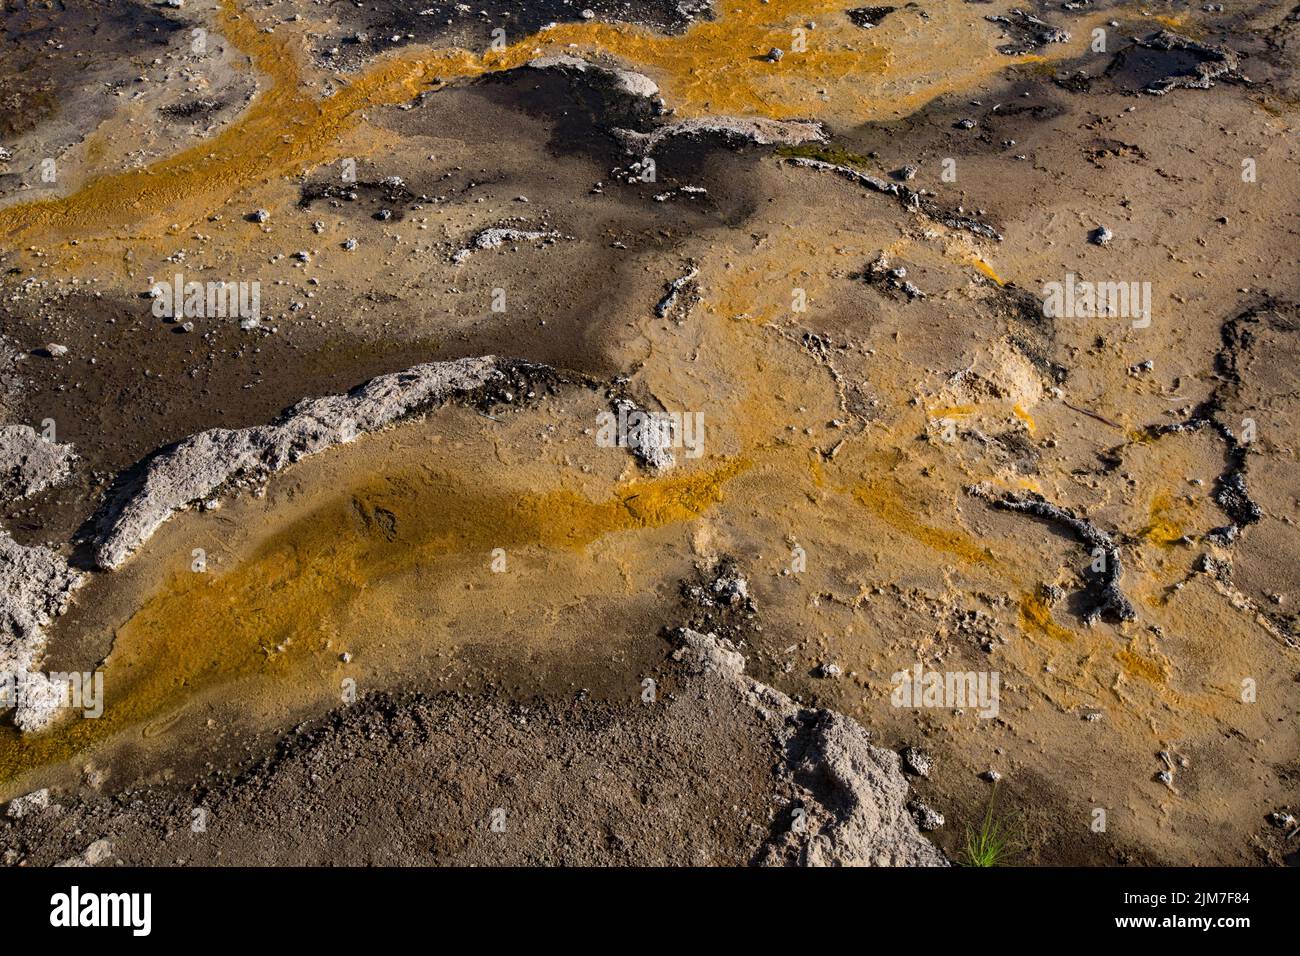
[1134,31,1244,95]
[88,357,518,571]
[0,532,84,731]
[672,629,947,866]
[528,54,662,102]
[0,534,82,675]
[615,116,826,155]
[0,424,75,501]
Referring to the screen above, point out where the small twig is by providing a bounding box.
[1062,400,1123,430]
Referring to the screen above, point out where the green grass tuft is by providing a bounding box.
[959,785,1021,867]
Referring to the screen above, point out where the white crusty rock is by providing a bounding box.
[613,116,826,155]
[612,398,677,471]
[528,55,661,101]
[451,228,570,264]
[672,629,947,867]
[1,532,83,731]
[1,532,83,675]
[90,357,506,570]
[0,424,76,500]
[5,788,52,819]
[12,670,72,733]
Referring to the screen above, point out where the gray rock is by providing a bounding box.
[672,629,946,866]
[89,356,509,570]
[56,838,113,868]
[0,532,84,731]
[611,398,676,471]
[1,532,83,675]
[0,424,75,500]
[908,799,945,831]
[5,788,51,819]
[613,116,825,155]
[528,55,661,101]
[452,227,569,264]
[900,746,931,778]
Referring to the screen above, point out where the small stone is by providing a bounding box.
[5,788,51,819]
[955,118,976,129]
[900,746,931,778]
[343,237,358,250]
[816,661,842,678]
[767,47,785,62]
[249,209,270,223]
[908,799,944,831]
[44,343,68,357]
[981,769,1001,783]
[340,651,352,663]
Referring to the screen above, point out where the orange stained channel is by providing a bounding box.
[0,457,748,788]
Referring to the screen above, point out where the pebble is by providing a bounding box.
[908,800,945,831]
[5,788,51,819]
[1089,225,1113,246]
[900,746,931,778]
